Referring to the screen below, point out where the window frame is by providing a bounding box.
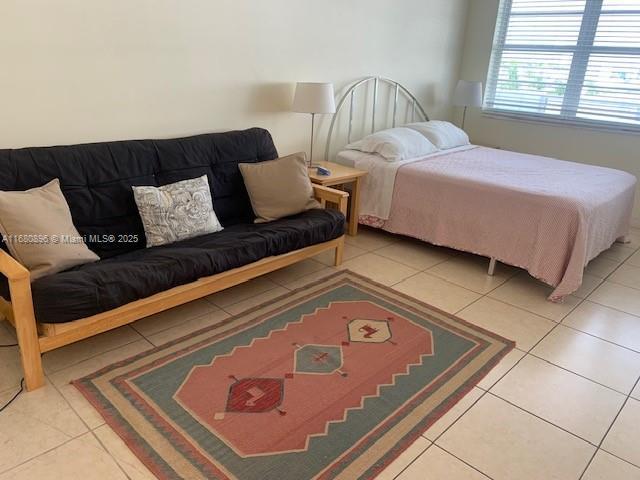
[483,0,640,134]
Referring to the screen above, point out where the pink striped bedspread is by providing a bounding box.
[361,146,637,301]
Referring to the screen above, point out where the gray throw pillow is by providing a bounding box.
[133,175,223,248]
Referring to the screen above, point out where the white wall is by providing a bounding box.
[459,0,640,224]
[0,0,469,162]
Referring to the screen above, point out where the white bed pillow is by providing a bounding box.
[406,121,470,150]
[345,127,438,162]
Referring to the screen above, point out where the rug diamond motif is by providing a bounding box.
[226,377,283,413]
[348,318,392,343]
[294,344,344,375]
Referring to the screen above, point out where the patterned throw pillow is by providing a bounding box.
[132,175,223,248]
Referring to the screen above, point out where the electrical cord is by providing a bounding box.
[0,378,24,413]
[0,343,24,411]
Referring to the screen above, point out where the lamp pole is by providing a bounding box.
[309,112,315,166]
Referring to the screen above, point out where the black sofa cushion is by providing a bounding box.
[31,209,344,324]
[0,128,278,258]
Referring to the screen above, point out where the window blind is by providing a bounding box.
[484,0,640,131]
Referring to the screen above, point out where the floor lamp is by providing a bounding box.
[292,82,336,166]
[453,80,483,130]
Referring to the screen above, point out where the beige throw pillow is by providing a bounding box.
[239,152,320,223]
[0,179,99,280]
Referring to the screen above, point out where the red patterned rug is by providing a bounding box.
[74,270,514,480]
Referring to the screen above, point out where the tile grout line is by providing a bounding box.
[485,390,602,447]
[405,261,577,474]
[266,261,331,290]
[358,249,442,273]
[427,246,631,427]
[0,388,84,443]
[428,259,521,295]
[422,245,639,477]
[393,443,496,480]
[596,442,640,471]
[524,351,635,397]
[128,322,150,343]
[362,233,458,279]
[89,428,136,480]
[32,349,102,439]
[215,285,288,316]
[46,346,125,437]
[389,441,433,480]
[51,377,103,433]
[425,279,591,458]
[0,432,86,477]
[605,277,640,290]
[429,445,496,480]
[583,295,640,321]
[559,321,640,355]
[44,333,152,377]
[556,253,640,358]
[426,320,562,443]
[135,304,235,346]
[389,270,423,289]
[42,336,155,437]
[42,324,151,377]
[578,375,640,479]
[417,268,510,298]
[390,253,535,478]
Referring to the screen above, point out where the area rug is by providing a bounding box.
[73,270,514,480]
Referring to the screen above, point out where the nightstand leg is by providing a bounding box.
[334,237,345,266]
[348,177,361,236]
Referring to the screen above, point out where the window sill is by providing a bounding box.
[481,110,640,136]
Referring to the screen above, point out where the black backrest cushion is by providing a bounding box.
[0,128,278,258]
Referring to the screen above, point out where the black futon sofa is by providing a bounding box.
[0,127,348,391]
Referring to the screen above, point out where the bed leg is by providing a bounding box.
[616,235,631,244]
[334,237,345,266]
[488,258,497,276]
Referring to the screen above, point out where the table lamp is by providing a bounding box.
[453,80,483,130]
[292,82,336,165]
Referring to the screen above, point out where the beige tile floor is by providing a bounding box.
[1,226,640,479]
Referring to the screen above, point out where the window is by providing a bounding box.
[484,0,640,131]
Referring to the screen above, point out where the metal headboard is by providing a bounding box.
[324,76,430,161]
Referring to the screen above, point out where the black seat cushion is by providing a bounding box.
[31,209,344,324]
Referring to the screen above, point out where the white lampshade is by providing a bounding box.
[453,80,483,108]
[292,82,336,114]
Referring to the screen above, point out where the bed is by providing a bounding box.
[326,77,637,301]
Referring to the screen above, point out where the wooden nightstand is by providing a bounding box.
[308,161,367,236]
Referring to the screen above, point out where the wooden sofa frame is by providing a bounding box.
[0,185,349,391]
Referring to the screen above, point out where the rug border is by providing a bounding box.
[72,269,516,480]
